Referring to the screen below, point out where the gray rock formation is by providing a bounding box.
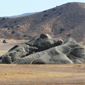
[13,46,73,64]
[1,44,38,64]
[27,34,63,51]
[1,34,85,64]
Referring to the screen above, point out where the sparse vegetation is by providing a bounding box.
[23,34,27,38]
[59,28,65,34]
[3,25,8,28]
[43,14,49,17]
[52,8,56,11]
[43,10,47,12]
[11,30,15,34]
[0,50,7,55]
[0,17,6,21]
[14,21,17,23]
[2,40,7,43]
[66,33,71,37]
[0,2,84,41]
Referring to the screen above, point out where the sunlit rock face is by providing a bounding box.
[1,34,85,64]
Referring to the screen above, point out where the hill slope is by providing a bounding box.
[0,2,85,42]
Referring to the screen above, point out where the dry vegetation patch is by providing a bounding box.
[0,65,85,85]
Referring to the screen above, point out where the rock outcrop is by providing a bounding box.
[0,34,85,64]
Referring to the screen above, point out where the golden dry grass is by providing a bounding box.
[0,51,7,55]
[0,64,85,85]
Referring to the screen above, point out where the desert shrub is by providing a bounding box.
[0,18,6,21]
[14,21,17,23]
[43,14,49,17]
[0,17,8,21]
[23,34,27,38]
[2,40,7,43]
[59,28,65,34]
[52,8,56,11]
[7,28,10,30]
[43,10,47,12]
[66,33,71,37]
[11,30,15,34]
[3,25,8,28]
[16,25,20,28]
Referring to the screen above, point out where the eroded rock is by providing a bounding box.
[1,34,85,64]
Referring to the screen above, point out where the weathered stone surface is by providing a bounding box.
[13,47,73,64]
[62,38,85,63]
[1,34,85,64]
[26,34,63,51]
[1,44,38,63]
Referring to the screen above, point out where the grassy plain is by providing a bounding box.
[0,64,85,85]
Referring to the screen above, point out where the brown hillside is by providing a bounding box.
[0,2,85,42]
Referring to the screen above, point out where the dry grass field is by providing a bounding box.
[0,64,85,85]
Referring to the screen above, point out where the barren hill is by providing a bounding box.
[0,2,85,42]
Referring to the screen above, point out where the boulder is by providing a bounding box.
[62,38,85,63]
[28,33,63,51]
[1,34,85,64]
[1,44,38,64]
[13,47,73,64]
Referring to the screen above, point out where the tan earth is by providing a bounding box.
[0,64,85,85]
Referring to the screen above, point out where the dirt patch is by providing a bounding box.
[0,64,85,85]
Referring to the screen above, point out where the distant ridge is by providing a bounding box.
[0,2,85,43]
